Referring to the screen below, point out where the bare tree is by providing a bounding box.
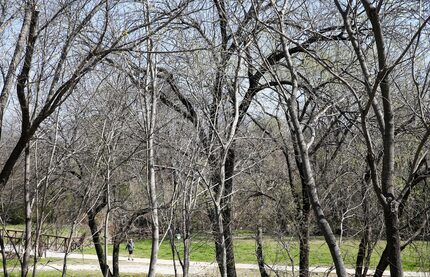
[333,1,430,276]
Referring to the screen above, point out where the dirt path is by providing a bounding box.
[29,251,428,276]
[40,251,216,275]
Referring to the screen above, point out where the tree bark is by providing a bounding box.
[255,201,269,277]
[209,148,236,277]
[182,234,190,277]
[223,149,236,277]
[298,162,311,277]
[88,211,112,277]
[298,202,310,277]
[0,2,32,141]
[168,228,178,277]
[294,115,346,276]
[282,131,311,277]
[112,240,120,277]
[145,34,159,277]
[383,207,402,277]
[21,145,31,277]
[104,171,111,277]
[1,230,8,277]
[355,235,368,277]
[355,176,371,277]
[182,185,191,277]
[210,206,228,277]
[373,247,390,277]
[276,13,347,273]
[360,2,403,275]
[147,144,159,277]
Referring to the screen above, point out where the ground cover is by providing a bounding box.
[78,236,429,271]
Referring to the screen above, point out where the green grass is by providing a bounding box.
[79,237,429,271]
[2,237,429,277]
[7,271,144,277]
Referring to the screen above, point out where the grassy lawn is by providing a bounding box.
[79,236,429,271]
[1,237,428,276]
[7,271,144,277]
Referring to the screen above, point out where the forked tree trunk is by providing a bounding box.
[373,214,403,277]
[383,207,402,277]
[355,177,372,277]
[168,228,178,277]
[289,112,348,277]
[283,136,311,277]
[360,2,403,276]
[277,13,347,273]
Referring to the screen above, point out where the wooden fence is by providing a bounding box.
[0,229,84,257]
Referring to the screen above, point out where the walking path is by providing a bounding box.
[28,251,429,276]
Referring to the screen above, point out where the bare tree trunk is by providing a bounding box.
[88,210,112,277]
[362,237,374,277]
[255,198,269,277]
[283,133,310,277]
[32,141,43,277]
[256,223,268,277]
[147,139,159,277]
[373,217,428,277]
[21,145,31,277]
[168,228,178,277]
[182,179,192,277]
[112,239,120,277]
[298,199,310,277]
[209,150,236,277]
[14,5,39,275]
[373,247,390,277]
[145,33,159,277]
[215,207,227,277]
[355,233,369,277]
[383,209,402,277]
[0,2,32,141]
[61,222,78,277]
[360,2,403,275]
[355,177,372,277]
[182,233,190,277]
[104,169,111,277]
[0,231,8,277]
[223,149,236,277]
[275,6,347,274]
[288,102,346,277]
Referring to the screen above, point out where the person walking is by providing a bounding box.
[126,239,135,261]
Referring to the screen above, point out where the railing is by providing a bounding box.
[0,229,84,257]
